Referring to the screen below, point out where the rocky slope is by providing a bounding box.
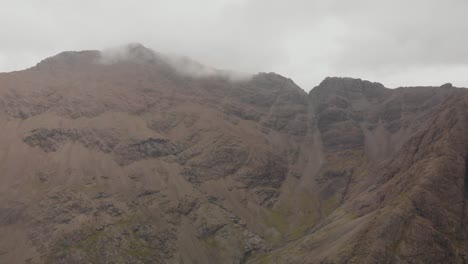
[0,44,466,263]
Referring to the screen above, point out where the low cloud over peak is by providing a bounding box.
[99,43,251,81]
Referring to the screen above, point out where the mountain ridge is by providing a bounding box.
[0,44,467,263]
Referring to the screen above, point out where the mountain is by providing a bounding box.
[0,44,466,264]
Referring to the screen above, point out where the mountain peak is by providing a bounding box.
[440,82,453,88]
[310,76,388,99]
[124,42,157,60]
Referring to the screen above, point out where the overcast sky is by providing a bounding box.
[1,0,467,91]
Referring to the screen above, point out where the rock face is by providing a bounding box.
[0,44,467,263]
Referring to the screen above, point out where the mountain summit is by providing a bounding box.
[0,45,467,263]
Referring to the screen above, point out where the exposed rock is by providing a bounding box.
[175,196,199,216]
[182,138,249,183]
[197,223,226,239]
[116,138,181,164]
[137,189,160,197]
[238,154,288,189]
[255,189,280,207]
[24,128,180,165]
[93,192,111,199]
[23,128,78,152]
[97,203,123,217]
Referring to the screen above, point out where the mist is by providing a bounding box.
[99,43,252,82]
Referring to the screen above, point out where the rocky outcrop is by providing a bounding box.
[116,138,181,165]
[238,153,288,189]
[24,128,180,165]
[23,128,79,152]
[181,137,249,183]
[23,128,118,153]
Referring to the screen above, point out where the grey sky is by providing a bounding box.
[1,0,467,91]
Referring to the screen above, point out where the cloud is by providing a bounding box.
[0,0,467,90]
[99,43,251,81]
